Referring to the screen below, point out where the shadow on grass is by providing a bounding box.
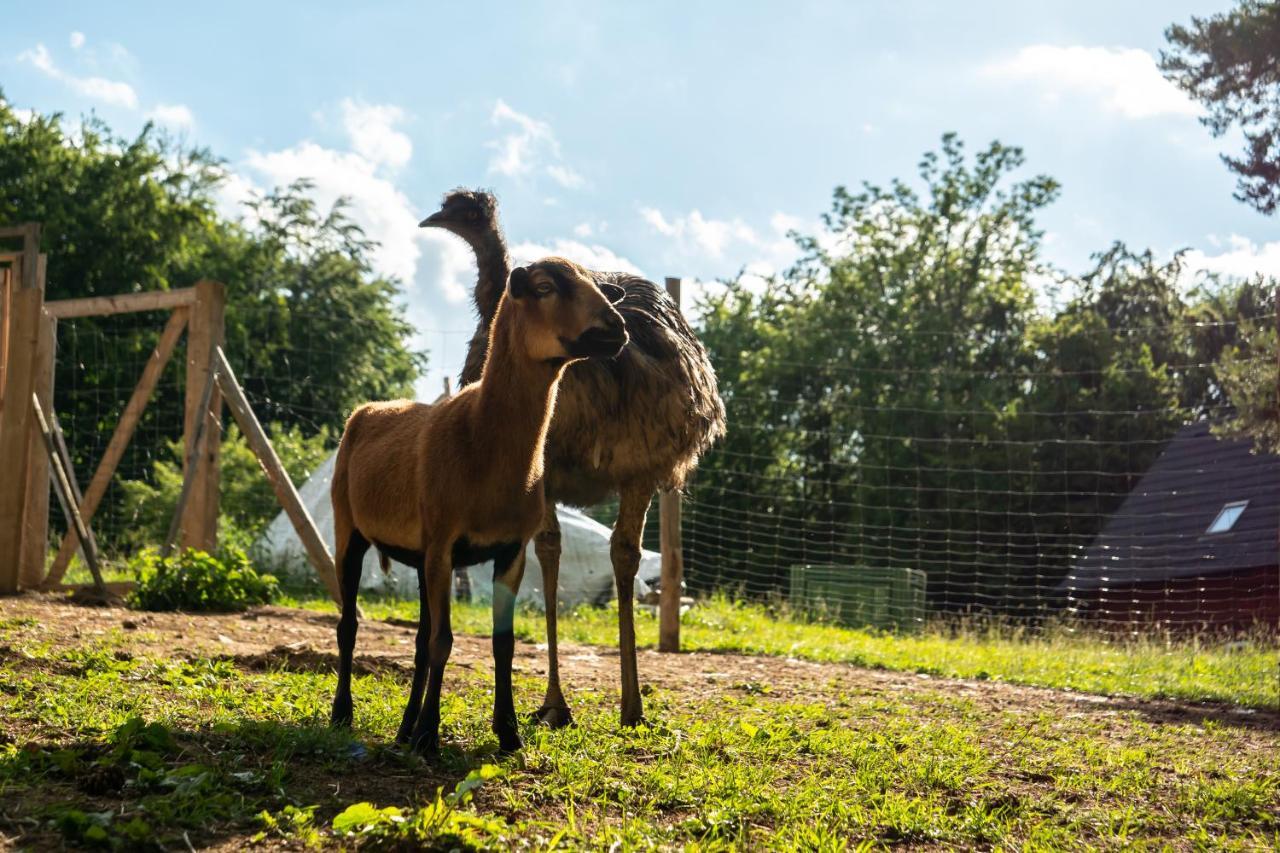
[0,715,498,849]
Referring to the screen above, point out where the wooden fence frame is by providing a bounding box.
[0,225,339,602]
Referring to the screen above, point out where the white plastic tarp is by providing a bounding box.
[255,453,660,606]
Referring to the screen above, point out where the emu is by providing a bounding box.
[328,258,628,755]
[421,190,726,727]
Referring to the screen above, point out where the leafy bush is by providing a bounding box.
[128,546,278,612]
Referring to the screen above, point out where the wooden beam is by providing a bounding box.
[45,287,196,319]
[181,280,225,551]
[32,395,106,597]
[0,263,11,416]
[658,276,685,653]
[161,353,219,559]
[44,307,189,586]
[214,347,342,604]
[0,253,44,595]
[19,308,55,588]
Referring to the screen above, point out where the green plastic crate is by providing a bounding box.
[789,564,926,632]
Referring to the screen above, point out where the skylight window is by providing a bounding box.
[1206,500,1248,534]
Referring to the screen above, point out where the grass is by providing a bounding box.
[1,601,1277,850]
[284,590,1280,710]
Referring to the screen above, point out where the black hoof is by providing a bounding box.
[330,701,353,729]
[394,723,413,745]
[530,705,574,729]
[410,733,440,759]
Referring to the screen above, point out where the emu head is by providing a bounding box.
[507,257,627,364]
[418,188,498,242]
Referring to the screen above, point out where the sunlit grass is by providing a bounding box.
[283,588,1280,709]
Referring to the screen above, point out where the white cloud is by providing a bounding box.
[340,98,412,169]
[573,222,593,238]
[1184,235,1280,280]
[69,32,85,50]
[245,142,421,283]
[640,207,764,259]
[147,103,195,131]
[980,45,1198,120]
[546,164,585,189]
[18,43,138,109]
[511,239,643,276]
[487,100,585,189]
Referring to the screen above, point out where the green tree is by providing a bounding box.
[0,95,423,548]
[1161,1,1280,214]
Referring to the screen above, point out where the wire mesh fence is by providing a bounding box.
[39,299,1280,638]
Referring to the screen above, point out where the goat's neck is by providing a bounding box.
[474,304,562,491]
[471,229,511,323]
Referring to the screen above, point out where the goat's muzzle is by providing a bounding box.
[563,315,627,359]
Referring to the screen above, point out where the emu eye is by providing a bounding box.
[466,210,479,221]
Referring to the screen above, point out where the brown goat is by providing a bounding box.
[422,190,725,728]
[328,257,627,756]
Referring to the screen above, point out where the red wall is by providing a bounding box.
[1073,566,1279,634]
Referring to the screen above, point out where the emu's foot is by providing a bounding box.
[530,704,574,729]
[620,706,645,728]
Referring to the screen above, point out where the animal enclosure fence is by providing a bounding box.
[4,231,1277,639]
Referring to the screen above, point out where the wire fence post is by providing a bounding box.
[659,276,685,653]
[181,279,225,552]
[0,224,43,594]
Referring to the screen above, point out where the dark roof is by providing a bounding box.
[1062,421,1280,592]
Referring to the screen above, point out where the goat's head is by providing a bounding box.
[418,188,498,240]
[507,257,627,364]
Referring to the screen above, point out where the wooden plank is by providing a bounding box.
[181,280,225,551]
[44,307,189,586]
[0,260,44,595]
[20,224,40,292]
[32,395,106,596]
[0,263,10,416]
[215,347,342,604]
[19,309,55,588]
[658,276,685,653]
[45,287,196,319]
[161,354,218,559]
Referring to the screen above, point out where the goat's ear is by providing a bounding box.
[508,266,531,299]
[601,281,626,304]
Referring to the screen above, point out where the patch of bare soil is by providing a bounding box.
[3,593,1276,740]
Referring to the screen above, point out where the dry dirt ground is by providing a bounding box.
[3,597,1275,734]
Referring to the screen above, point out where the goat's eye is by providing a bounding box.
[535,282,554,297]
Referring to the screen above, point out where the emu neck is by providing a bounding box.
[475,300,563,491]
[470,228,510,323]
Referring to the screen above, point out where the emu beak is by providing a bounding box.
[419,211,446,228]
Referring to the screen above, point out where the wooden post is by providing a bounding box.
[162,353,219,559]
[44,307,189,585]
[215,347,342,604]
[1,265,10,414]
[0,226,44,595]
[19,307,55,587]
[181,280,225,551]
[32,395,106,596]
[659,276,685,653]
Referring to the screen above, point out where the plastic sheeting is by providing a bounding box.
[255,454,661,607]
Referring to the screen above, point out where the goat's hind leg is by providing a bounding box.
[409,544,454,758]
[330,528,369,728]
[395,560,432,744]
[531,505,573,728]
[612,484,651,727]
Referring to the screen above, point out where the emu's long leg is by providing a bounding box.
[532,504,573,727]
[395,563,432,744]
[410,544,454,757]
[330,529,369,728]
[491,543,527,752]
[612,484,652,727]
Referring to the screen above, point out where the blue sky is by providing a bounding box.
[5,1,1277,395]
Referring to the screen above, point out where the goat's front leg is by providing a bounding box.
[532,504,573,728]
[395,562,432,744]
[409,544,453,758]
[491,543,527,753]
[612,484,652,727]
